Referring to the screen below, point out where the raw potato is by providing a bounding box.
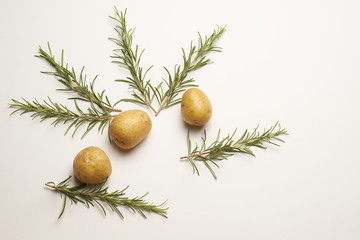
[73,146,112,184]
[109,109,152,149]
[181,88,212,126]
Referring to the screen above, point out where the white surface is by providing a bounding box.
[1,0,360,239]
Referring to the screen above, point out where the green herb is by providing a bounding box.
[109,7,158,114]
[181,122,288,179]
[155,25,226,116]
[109,7,226,116]
[45,176,168,219]
[9,43,121,138]
[10,8,226,139]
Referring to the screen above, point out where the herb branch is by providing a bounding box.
[154,25,226,116]
[9,43,121,138]
[181,122,288,179]
[109,8,226,116]
[109,7,157,114]
[10,97,114,138]
[45,176,168,219]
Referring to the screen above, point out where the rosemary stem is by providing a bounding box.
[110,108,123,112]
[155,96,169,116]
[133,74,156,114]
[46,183,118,202]
[146,98,157,114]
[180,145,239,160]
[47,110,116,120]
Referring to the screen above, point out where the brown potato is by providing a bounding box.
[109,109,152,149]
[181,88,212,126]
[73,146,112,184]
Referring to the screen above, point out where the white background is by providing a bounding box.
[1,0,360,239]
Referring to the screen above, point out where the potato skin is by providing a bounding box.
[181,88,212,126]
[73,146,112,184]
[109,109,152,149]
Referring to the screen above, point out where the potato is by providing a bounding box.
[181,88,212,126]
[109,109,152,149]
[73,146,112,184]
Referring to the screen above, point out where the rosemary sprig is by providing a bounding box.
[37,43,121,114]
[154,25,226,116]
[45,176,168,219]
[181,122,288,179]
[10,97,114,138]
[109,7,157,114]
[9,44,121,138]
[109,8,225,116]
